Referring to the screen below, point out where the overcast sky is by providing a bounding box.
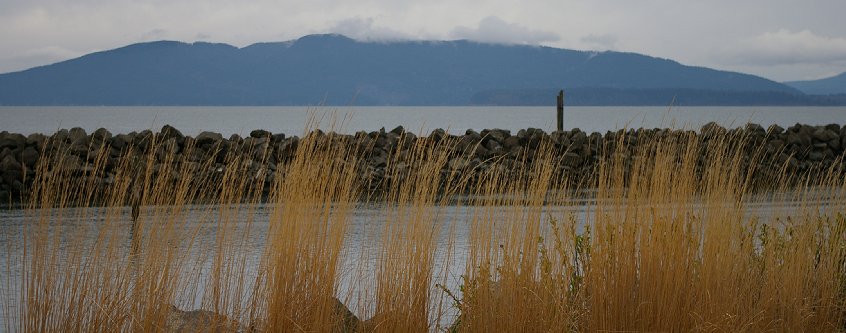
[1,0,845,82]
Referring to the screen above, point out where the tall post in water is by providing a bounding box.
[556,90,564,132]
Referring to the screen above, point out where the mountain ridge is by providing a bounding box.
[786,72,846,95]
[0,34,831,106]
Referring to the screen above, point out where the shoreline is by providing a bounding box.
[1,122,844,204]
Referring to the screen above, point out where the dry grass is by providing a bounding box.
[2,125,845,332]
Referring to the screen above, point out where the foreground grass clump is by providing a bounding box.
[2,127,845,332]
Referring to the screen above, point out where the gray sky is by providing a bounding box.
[1,0,845,82]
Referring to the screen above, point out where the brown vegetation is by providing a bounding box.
[2,125,845,332]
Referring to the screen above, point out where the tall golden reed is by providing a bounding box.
[2,124,844,332]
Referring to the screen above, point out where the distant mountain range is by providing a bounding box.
[0,34,842,106]
[785,72,846,95]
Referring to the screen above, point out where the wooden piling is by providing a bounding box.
[556,90,564,131]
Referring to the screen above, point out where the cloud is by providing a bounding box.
[21,46,82,60]
[449,16,560,45]
[0,45,83,73]
[329,17,412,41]
[580,33,617,50]
[140,28,168,41]
[717,29,846,66]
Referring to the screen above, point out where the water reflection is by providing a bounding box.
[0,190,840,328]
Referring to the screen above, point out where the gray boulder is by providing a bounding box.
[250,129,271,138]
[52,129,69,143]
[767,124,784,135]
[561,152,582,168]
[812,128,838,143]
[0,155,22,172]
[111,134,130,150]
[0,132,26,150]
[20,147,39,168]
[27,133,47,149]
[196,131,224,146]
[159,125,184,141]
[135,130,155,151]
[68,127,88,144]
[785,131,803,147]
[502,136,521,149]
[483,128,509,143]
[390,125,405,135]
[332,298,361,333]
[92,128,113,142]
[700,122,726,137]
[164,305,244,333]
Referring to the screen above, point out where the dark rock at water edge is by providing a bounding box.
[1,122,845,205]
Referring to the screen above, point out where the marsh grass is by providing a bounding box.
[2,125,845,332]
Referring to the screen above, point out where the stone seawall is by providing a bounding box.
[1,122,844,203]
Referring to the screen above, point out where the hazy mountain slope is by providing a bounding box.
[0,34,809,105]
[786,72,846,95]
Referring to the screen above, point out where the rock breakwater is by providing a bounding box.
[1,122,844,204]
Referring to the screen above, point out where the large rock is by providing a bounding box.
[196,131,224,146]
[68,127,88,145]
[0,155,22,172]
[1,155,24,185]
[156,138,180,161]
[69,140,89,157]
[61,155,82,173]
[560,152,582,168]
[785,131,803,147]
[0,132,26,150]
[368,150,388,168]
[160,124,184,141]
[448,157,469,170]
[571,130,587,146]
[332,298,361,333]
[111,134,130,150]
[248,298,361,333]
[483,128,509,143]
[745,123,765,135]
[1,169,22,185]
[700,122,726,137]
[135,130,155,151]
[164,305,243,333]
[483,139,502,153]
[27,133,47,149]
[808,151,825,162]
[766,124,784,135]
[429,128,446,142]
[249,129,271,138]
[390,125,405,136]
[828,138,841,151]
[52,129,70,143]
[812,128,838,143]
[502,136,522,149]
[19,147,39,168]
[92,128,113,142]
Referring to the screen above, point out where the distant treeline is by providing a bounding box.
[471,88,846,106]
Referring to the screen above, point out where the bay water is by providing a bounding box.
[1,106,844,136]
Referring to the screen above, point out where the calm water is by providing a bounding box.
[0,202,591,330]
[1,106,844,136]
[2,194,841,330]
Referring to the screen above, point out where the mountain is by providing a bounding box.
[0,34,825,106]
[785,72,846,95]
